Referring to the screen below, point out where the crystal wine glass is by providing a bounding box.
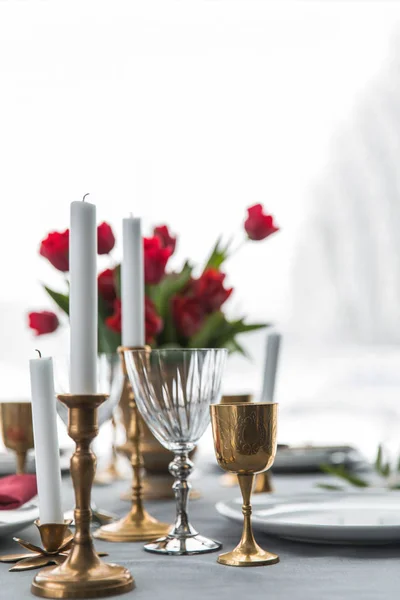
[125,347,227,555]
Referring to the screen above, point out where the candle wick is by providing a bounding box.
[82,193,90,202]
[129,212,134,218]
[35,349,42,358]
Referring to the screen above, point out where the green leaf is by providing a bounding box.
[188,312,226,348]
[320,464,369,488]
[98,318,120,354]
[114,265,121,299]
[44,286,69,315]
[224,338,249,357]
[229,319,268,335]
[204,237,232,271]
[153,263,193,319]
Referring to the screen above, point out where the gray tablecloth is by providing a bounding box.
[0,466,399,600]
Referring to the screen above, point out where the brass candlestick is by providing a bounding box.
[0,520,73,572]
[211,402,279,567]
[94,347,170,542]
[31,394,134,598]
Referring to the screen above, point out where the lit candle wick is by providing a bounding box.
[35,349,42,358]
[82,193,90,202]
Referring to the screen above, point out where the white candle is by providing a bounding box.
[261,332,281,403]
[121,216,145,347]
[29,354,63,524]
[70,199,97,393]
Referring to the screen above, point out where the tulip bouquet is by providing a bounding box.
[28,204,279,356]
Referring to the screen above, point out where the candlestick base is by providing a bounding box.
[0,520,73,572]
[31,560,134,599]
[32,394,134,598]
[94,507,170,543]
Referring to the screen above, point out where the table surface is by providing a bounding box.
[0,464,399,600]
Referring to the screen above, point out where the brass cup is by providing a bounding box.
[219,395,252,488]
[210,402,279,567]
[31,394,134,598]
[0,402,34,474]
[35,520,73,555]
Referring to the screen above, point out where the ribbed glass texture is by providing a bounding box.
[125,348,227,452]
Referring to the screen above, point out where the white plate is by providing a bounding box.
[216,490,400,544]
[0,499,39,538]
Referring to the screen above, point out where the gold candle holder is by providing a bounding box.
[0,520,73,572]
[211,402,279,567]
[94,347,170,542]
[0,402,34,474]
[31,394,134,598]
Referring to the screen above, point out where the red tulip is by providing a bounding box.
[106,297,163,345]
[144,236,172,285]
[191,268,233,313]
[172,296,205,338]
[98,268,117,304]
[244,204,279,241]
[145,297,163,344]
[39,230,69,271]
[97,222,115,255]
[154,225,177,254]
[105,299,122,334]
[28,311,59,336]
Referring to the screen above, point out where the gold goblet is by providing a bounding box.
[210,402,279,567]
[0,402,34,474]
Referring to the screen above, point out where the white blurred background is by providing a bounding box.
[1,0,400,458]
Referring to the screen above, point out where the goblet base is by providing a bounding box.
[144,533,222,555]
[31,562,134,598]
[217,547,279,567]
[94,509,171,542]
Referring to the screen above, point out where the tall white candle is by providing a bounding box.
[122,216,145,347]
[70,199,97,394]
[261,332,282,403]
[29,354,63,524]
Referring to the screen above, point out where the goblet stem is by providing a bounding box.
[237,474,259,553]
[169,451,197,537]
[16,450,27,475]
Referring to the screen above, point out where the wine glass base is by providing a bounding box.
[144,533,222,555]
[217,548,279,567]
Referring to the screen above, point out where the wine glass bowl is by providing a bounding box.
[125,347,227,555]
[210,402,279,567]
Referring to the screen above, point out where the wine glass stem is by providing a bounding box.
[237,473,258,551]
[169,451,196,537]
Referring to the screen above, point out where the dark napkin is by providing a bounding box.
[0,474,37,509]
